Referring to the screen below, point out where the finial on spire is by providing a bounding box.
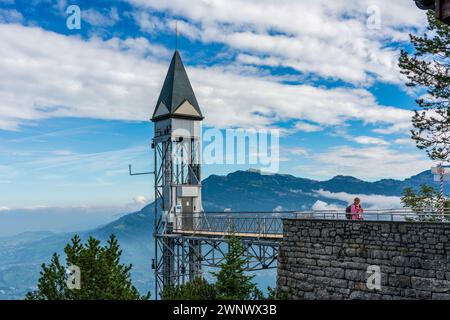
[175,21,179,51]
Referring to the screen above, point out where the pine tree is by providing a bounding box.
[26,234,150,300]
[399,11,450,162]
[161,277,217,300]
[160,234,271,300]
[211,234,263,300]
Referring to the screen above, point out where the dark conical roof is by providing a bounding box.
[152,50,203,121]
[414,0,435,10]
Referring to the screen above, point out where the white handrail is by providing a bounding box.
[172,209,450,237]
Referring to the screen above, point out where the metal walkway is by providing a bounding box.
[154,208,449,297]
[172,209,450,239]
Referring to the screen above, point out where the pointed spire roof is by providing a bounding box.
[152,50,203,122]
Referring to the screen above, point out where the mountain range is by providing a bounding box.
[0,169,448,299]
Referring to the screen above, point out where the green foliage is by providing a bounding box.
[26,235,150,300]
[401,184,450,221]
[402,184,440,210]
[161,277,217,300]
[399,11,450,162]
[266,286,277,300]
[212,234,263,300]
[162,234,265,300]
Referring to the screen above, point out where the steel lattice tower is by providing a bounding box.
[151,50,204,296]
[150,50,281,299]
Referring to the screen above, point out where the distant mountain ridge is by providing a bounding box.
[0,169,447,299]
[0,206,154,299]
[202,169,449,212]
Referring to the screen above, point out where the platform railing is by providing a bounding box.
[172,209,450,238]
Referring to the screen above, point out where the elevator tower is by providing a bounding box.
[152,50,203,294]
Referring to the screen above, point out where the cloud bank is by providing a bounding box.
[0,23,413,134]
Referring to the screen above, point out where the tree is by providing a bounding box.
[401,184,450,221]
[161,277,217,300]
[26,235,150,300]
[161,234,264,300]
[211,234,263,300]
[399,11,450,162]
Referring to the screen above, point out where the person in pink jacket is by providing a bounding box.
[350,197,364,220]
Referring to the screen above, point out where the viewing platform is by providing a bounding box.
[172,209,450,240]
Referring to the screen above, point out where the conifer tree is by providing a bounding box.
[161,234,263,300]
[399,11,450,162]
[26,235,150,300]
[161,277,217,300]
[211,234,263,300]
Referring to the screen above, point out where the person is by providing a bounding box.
[350,197,364,220]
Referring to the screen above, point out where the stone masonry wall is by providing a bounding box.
[276,219,450,300]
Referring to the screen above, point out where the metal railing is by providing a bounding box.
[172,209,450,238]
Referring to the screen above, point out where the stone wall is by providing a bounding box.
[276,219,450,300]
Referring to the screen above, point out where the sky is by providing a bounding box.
[0,0,437,211]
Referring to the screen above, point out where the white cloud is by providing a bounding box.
[0,206,11,212]
[128,0,426,85]
[299,145,432,180]
[312,200,342,211]
[289,147,310,157]
[373,121,412,134]
[83,7,120,27]
[51,0,68,14]
[315,189,402,209]
[0,9,23,23]
[0,24,413,134]
[193,68,412,130]
[103,36,172,59]
[131,11,166,34]
[294,121,323,133]
[133,195,148,205]
[354,136,390,145]
[273,205,285,212]
[395,138,415,146]
[121,195,150,212]
[0,24,167,130]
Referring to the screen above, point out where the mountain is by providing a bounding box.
[0,206,154,299]
[202,169,449,211]
[0,169,447,299]
[0,206,131,237]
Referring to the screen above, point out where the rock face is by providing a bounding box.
[277,219,450,300]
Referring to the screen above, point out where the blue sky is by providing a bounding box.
[0,0,436,210]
